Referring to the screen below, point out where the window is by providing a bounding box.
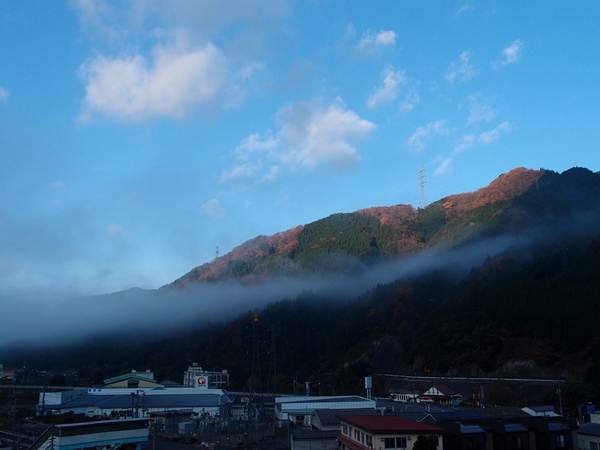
[396,437,407,448]
[362,432,365,444]
[590,442,598,450]
[556,435,565,449]
[367,435,373,447]
[355,430,360,440]
[467,437,480,450]
[342,425,348,435]
[512,436,522,450]
[385,438,396,449]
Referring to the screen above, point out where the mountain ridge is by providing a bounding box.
[168,167,579,287]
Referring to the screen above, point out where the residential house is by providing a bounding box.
[337,415,444,450]
[577,423,600,450]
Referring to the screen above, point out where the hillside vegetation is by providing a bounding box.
[4,166,600,412]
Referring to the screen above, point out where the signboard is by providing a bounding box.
[197,376,208,389]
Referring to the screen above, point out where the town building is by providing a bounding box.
[577,423,600,450]
[28,419,149,450]
[39,385,232,419]
[276,396,377,427]
[419,384,463,406]
[103,369,163,389]
[183,363,229,389]
[337,415,444,450]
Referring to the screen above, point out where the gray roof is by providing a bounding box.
[51,391,231,411]
[578,423,600,437]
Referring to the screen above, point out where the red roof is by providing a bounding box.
[339,415,443,434]
[433,384,454,395]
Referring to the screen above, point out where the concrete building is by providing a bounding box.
[183,363,229,389]
[39,386,232,419]
[103,370,163,389]
[276,396,377,427]
[29,419,149,450]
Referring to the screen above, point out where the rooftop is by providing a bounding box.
[339,415,443,434]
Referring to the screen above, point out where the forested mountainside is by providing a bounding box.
[169,166,598,286]
[4,166,600,410]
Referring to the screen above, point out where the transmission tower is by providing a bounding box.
[418,165,428,208]
[215,246,220,260]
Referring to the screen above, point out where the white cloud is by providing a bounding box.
[445,51,476,83]
[202,199,225,219]
[357,30,397,52]
[277,100,376,169]
[455,4,475,17]
[0,86,9,103]
[78,37,227,122]
[50,181,68,190]
[367,66,406,109]
[108,223,129,241]
[467,95,497,124]
[478,121,512,144]
[453,135,475,153]
[70,0,124,42]
[234,132,279,160]
[407,120,451,151]
[223,99,376,180]
[259,165,279,183]
[493,40,524,68]
[221,162,263,182]
[434,157,453,175]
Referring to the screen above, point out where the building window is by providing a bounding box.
[556,435,565,449]
[367,435,373,447]
[590,442,598,450]
[385,438,396,448]
[355,430,360,440]
[467,437,479,450]
[396,437,407,448]
[362,432,365,444]
[342,425,348,435]
[512,436,522,450]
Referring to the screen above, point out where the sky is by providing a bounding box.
[1,1,600,297]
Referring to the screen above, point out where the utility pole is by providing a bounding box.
[267,324,277,394]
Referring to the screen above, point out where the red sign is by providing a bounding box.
[197,376,207,387]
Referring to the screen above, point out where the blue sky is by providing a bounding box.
[1,1,599,296]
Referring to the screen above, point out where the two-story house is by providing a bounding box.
[337,415,444,450]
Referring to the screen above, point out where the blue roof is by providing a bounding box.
[548,422,572,432]
[458,423,486,434]
[427,410,482,421]
[504,423,529,433]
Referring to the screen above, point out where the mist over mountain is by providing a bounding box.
[2,166,600,406]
